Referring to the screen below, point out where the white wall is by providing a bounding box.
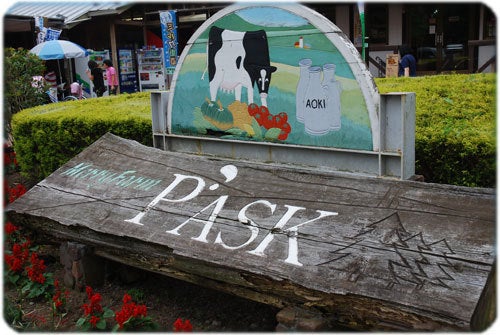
[388,4,403,46]
[478,45,496,73]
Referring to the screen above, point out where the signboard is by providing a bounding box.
[168,4,380,151]
[385,54,399,78]
[6,133,496,330]
[34,16,45,44]
[160,10,179,75]
[34,16,61,43]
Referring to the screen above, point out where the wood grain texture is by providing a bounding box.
[6,133,495,330]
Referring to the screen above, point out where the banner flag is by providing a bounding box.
[160,10,179,74]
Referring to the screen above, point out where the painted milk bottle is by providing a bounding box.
[304,66,330,135]
[322,63,342,131]
[295,58,312,123]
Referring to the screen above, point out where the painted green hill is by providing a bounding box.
[197,12,315,40]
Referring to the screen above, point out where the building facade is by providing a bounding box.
[4,2,496,81]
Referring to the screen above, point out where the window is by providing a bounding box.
[366,4,388,44]
[483,6,496,39]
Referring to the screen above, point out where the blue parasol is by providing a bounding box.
[29,40,88,60]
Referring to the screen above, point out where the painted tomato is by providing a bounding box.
[273,112,288,128]
[282,122,291,134]
[248,103,260,116]
[263,114,275,129]
[278,130,289,141]
[259,105,270,117]
[278,112,288,124]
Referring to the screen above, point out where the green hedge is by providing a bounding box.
[376,73,496,188]
[12,74,496,188]
[12,93,153,182]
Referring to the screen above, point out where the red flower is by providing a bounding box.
[133,304,147,317]
[173,318,193,332]
[54,299,63,308]
[115,293,149,329]
[82,303,92,316]
[5,241,30,273]
[25,252,46,284]
[5,222,18,235]
[90,292,102,305]
[89,315,100,328]
[52,280,68,312]
[123,293,132,304]
[5,254,23,272]
[8,183,27,203]
[86,286,93,299]
[82,288,103,317]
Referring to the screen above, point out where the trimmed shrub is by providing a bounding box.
[376,73,495,187]
[11,93,152,182]
[12,74,495,188]
[4,48,48,137]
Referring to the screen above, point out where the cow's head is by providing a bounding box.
[251,65,277,94]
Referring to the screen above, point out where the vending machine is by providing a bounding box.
[136,47,166,91]
[74,50,110,97]
[118,49,138,93]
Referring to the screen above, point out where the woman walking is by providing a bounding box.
[103,59,119,95]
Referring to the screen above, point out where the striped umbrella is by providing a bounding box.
[29,40,88,60]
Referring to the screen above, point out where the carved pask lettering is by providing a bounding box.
[166,195,228,243]
[125,173,205,225]
[214,200,276,250]
[248,206,338,266]
[124,165,337,266]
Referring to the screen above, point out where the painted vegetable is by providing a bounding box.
[201,98,233,130]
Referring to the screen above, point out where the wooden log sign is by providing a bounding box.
[6,133,495,331]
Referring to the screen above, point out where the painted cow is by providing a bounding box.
[206,26,277,107]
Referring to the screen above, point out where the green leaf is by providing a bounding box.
[76,317,87,327]
[96,318,107,330]
[21,282,31,294]
[103,308,115,318]
[8,274,20,285]
[251,118,262,139]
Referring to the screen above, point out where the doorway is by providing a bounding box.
[407,4,476,74]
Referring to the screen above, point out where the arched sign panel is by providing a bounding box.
[168,4,380,151]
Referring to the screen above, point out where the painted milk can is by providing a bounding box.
[304,66,330,135]
[322,63,342,131]
[295,58,312,123]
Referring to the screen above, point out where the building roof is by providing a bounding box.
[4,1,133,29]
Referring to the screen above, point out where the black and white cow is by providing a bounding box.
[204,26,277,107]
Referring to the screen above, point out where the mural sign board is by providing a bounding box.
[168,4,380,152]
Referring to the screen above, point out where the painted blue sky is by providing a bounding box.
[235,7,308,27]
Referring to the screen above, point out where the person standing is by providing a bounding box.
[44,67,58,102]
[398,44,417,77]
[85,60,106,97]
[103,59,119,95]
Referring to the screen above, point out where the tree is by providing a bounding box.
[4,48,47,140]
